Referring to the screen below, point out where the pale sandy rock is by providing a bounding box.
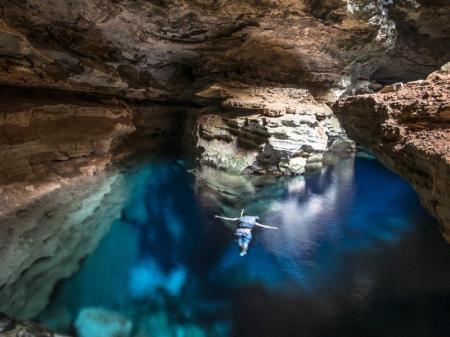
[0,90,135,187]
[194,83,354,175]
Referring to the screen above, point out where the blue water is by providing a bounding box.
[38,157,450,337]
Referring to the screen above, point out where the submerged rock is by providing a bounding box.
[75,308,132,337]
[129,259,187,299]
[0,171,126,319]
[174,325,206,337]
[0,318,64,337]
[0,312,15,333]
[334,63,450,242]
[194,83,354,175]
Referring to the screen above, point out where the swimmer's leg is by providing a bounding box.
[237,237,247,256]
[238,237,243,246]
[240,241,249,256]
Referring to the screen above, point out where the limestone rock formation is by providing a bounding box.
[0,0,448,334]
[75,308,132,337]
[0,0,448,186]
[0,87,183,218]
[0,1,449,102]
[0,89,134,187]
[0,171,126,319]
[0,319,67,337]
[0,88,183,321]
[193,83,354,174]
[334,64,450,242]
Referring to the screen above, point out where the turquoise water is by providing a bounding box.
[38,157,450,337]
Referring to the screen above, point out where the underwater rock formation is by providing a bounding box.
[334,64,450,242]
[75,308,132,337]
[193,83,354,174]
[0,319,65,337]
[0,171,126,319]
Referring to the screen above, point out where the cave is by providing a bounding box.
[0,1,449,336]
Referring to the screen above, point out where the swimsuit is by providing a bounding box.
[238,215,259,228]
[235,228,252,245]
[234,215,259,245]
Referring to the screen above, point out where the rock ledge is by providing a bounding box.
[334,64,450,242]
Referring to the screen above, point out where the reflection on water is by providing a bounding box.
[27,157,450,336]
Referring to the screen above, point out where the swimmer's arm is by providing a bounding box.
[214,215,239,221]
[255,222,278,229]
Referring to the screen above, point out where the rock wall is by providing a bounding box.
[0,87,183,218]
[0,171,125,320]
[333,64,450,242]
[0,88,183,324]
[0,1,447,334]
[0,1,449,102]
[1,319,64,337]
[192,83,354,175]
[0,88,134,186]
[0,0,448,184]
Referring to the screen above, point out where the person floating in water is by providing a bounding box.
[215,209,278,256]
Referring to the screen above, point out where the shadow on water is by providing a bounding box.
[33,157,450,337]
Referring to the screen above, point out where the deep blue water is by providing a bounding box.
[38,157,450,337]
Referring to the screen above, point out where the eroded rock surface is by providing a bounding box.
[0,0,448,207]
[0,319,67,337]
[0,88,183,322]
[75,308,132,337]
[0,89,134,186]
[0,171,126,319]
[334,64,450,242]
[0,0,447,334]
[0,1,449,102]
[0,88,183,217]
[193,83,354,174]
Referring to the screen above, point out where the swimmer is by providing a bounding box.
[215,209,278,256]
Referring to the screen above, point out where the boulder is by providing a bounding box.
[75,308,132,337]
[0,318,63,337]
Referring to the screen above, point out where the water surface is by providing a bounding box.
[38,157,450,337]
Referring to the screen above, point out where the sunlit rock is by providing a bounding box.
[194,83,354,175]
